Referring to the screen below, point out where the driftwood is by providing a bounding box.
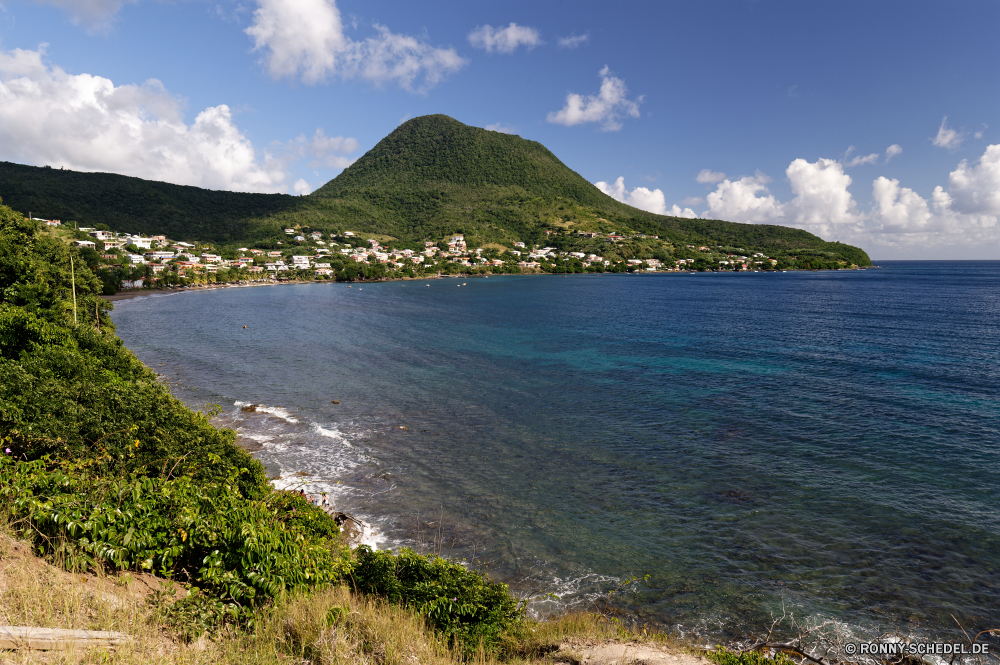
[0,626,130,651]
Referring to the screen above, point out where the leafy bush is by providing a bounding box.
[0,453,351,619]
[0,199,528,647]
[350,545,524,655]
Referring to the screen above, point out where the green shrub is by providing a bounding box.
[350,545,524,655]
[0,454,352,620]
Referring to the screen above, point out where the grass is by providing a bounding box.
[0,515,708,665]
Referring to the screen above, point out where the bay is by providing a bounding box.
[109,262,1000,643]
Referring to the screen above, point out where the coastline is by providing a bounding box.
[101,267,860,303]
[103,262,1000,655]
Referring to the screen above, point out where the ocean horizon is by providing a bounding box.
[109,261,1000,647]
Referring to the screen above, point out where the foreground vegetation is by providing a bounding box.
[0,520,717,664]
[0,199,522,657]
[0,115,871,267]
[0,195,725,663]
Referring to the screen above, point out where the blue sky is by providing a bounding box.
[0,0,997,258]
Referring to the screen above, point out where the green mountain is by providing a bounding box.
[0,114,871,264]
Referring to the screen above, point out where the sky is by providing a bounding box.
[0,0,997,259]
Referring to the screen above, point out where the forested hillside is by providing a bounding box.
[0,115,872,265]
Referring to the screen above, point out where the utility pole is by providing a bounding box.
[70,255,78,325]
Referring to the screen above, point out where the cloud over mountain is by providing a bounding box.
[246,0,465,89]
[547,66,642,131]
[0,45,349,194]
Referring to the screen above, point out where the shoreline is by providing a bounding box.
[106,264,994,656]
[102,267,863,303]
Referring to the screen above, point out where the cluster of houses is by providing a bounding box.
[56,221,784,281]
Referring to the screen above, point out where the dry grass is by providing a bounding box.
[0,519,697,665]
[0,521,478,664]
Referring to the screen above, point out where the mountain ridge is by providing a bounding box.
[0,114,871,264]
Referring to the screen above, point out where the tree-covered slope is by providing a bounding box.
[0,161,297,241]
[313,114,624,208]
[0,115,872,264]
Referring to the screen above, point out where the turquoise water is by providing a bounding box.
[109,263,1000,644]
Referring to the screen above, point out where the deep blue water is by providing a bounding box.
[109,262,1000,644]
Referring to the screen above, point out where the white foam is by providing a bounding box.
[234,400,299,423]
[239,432,274,443]
[312,423,351,445]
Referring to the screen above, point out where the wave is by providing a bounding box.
[234,400,299,423]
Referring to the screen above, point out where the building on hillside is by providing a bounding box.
[72,240,96,249]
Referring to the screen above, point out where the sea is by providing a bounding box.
[109,261,1000,648]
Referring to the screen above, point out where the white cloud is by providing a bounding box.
[682,196,704,206]
[696,169,726,184]
[785,158,863,237]
[547,66,642,131]
[947,144,1000,216]
[704,173,784,224]
[0,46,291,192]
[485,123,516,134]
[285,127,359,169]
[246,0,466,89]
[871,177,934,233]
[468,23,542,54]
[667,204,698,219]
[694,145,1000,257]
[842,146,879,167]
[557,34,589,49]
[594,176,666,214]
[932,116,964,151]
[293,178,311,195]
[884,144,902,163]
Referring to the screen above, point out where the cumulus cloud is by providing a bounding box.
[284,127,359,169]
[667,204,698,219]
[293,178,311,195]
[246,0,465,89]
[468,23,542,53]
[547,66,642,131]
[695,144,1000,256]
[704,173,784,225]
[885,144,902,163]
[785,158,863,237]
[557,34,589,49]
[932,116,964,151]
[594,176,666,214]
[947,144,1000,216]
[696,169,726,184]
[0,45,292,192]
[485,123,516,134]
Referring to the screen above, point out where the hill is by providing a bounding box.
[0,115,871,264]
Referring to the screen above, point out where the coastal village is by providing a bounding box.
[37,217,850,293]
